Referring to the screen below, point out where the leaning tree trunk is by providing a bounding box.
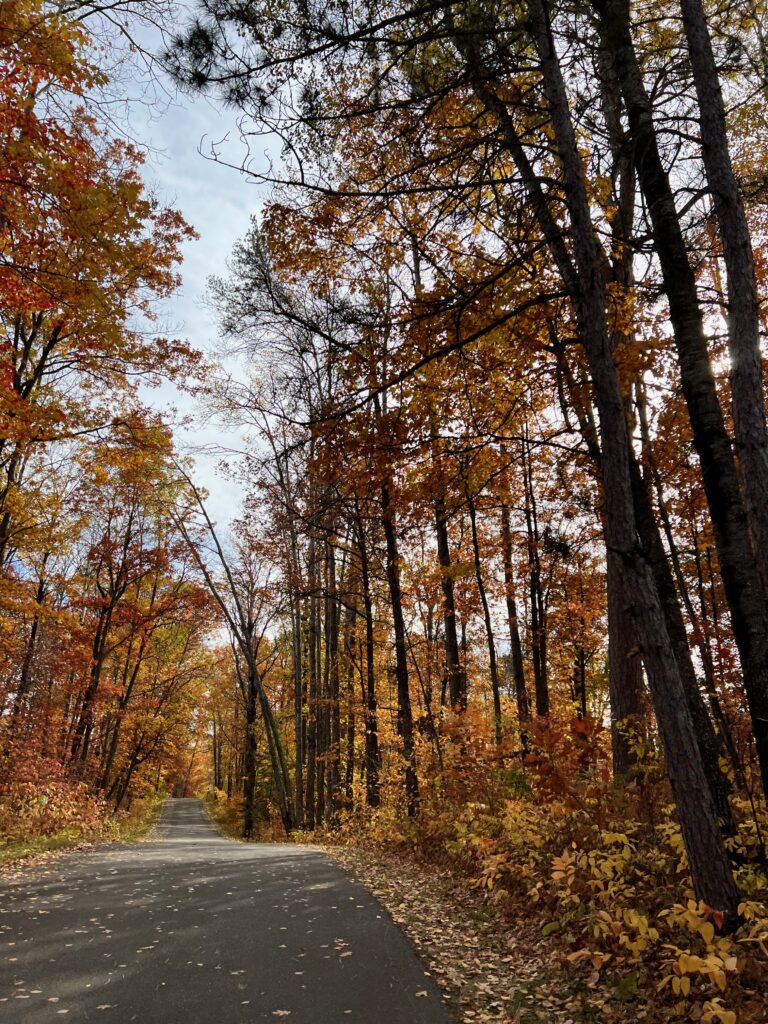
[522,0,739,917]
[679,0,768,594]
[593,0,768,802]
[629,451,736,834]
[255,669,294,836]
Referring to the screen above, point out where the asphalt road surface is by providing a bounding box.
[0,798,452,1023]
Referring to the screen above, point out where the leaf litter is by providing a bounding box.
[319,843,620,1024]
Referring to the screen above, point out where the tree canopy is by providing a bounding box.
[4,1,768,1020]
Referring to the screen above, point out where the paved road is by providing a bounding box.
[0,799,452,1023]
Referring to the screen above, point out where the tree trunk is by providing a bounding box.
[522,438,549,716]
[71,604,113,764]
[605,551,646,775]
[474,0,742,917]
[637,381,743,785]
[342,600,357,804]
[242,665,258,839]
[629,450,736,833]
[434,493,466,710]
[291,569,304,827]
[356,512,380,807]
[679,0,768,594]
[9,556,48,735]
[467,487,503,743]
[501,503,531,740]
[594,0,768,802]
[305,536,319,827]
[381,482,419,815]
[325,538,342,820]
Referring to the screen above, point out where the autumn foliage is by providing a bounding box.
[4,1,768,1023]
[166,0,768,1018]
[0,2,210,846]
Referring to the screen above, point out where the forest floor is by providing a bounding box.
[320,843,650,1024]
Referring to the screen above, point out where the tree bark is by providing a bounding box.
[381,482,419,814]
[342,600,357,804]
[522,438,549,716]
[356,511,380,807]
[593,0,768,802]
[325,538,342,820]
[243,666,258,840]
[501,503,531,738]
[305,535,319,828]
[434,492,466,711]
[467,487,503,743]
[291,563,305,827]
[679,0,768,593]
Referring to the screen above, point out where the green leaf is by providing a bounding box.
[613,971,638,1002]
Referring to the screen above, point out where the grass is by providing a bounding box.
[203,791,245,840]
[110,790,166,843]
[0,790,167,868]
[0,827,95,866]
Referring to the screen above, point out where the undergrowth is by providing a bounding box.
[320,718,768,1024]
[0,760,167,867]
[204,787,289,842]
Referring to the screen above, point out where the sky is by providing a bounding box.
[119,25,271,528]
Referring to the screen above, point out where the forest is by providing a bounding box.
[2,0,768,1021]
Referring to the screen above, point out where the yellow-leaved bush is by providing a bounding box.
[321,718,768,1023]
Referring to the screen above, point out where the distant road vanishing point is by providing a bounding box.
[0,798,452,1023]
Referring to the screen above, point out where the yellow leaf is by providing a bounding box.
[700,922,715,944]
